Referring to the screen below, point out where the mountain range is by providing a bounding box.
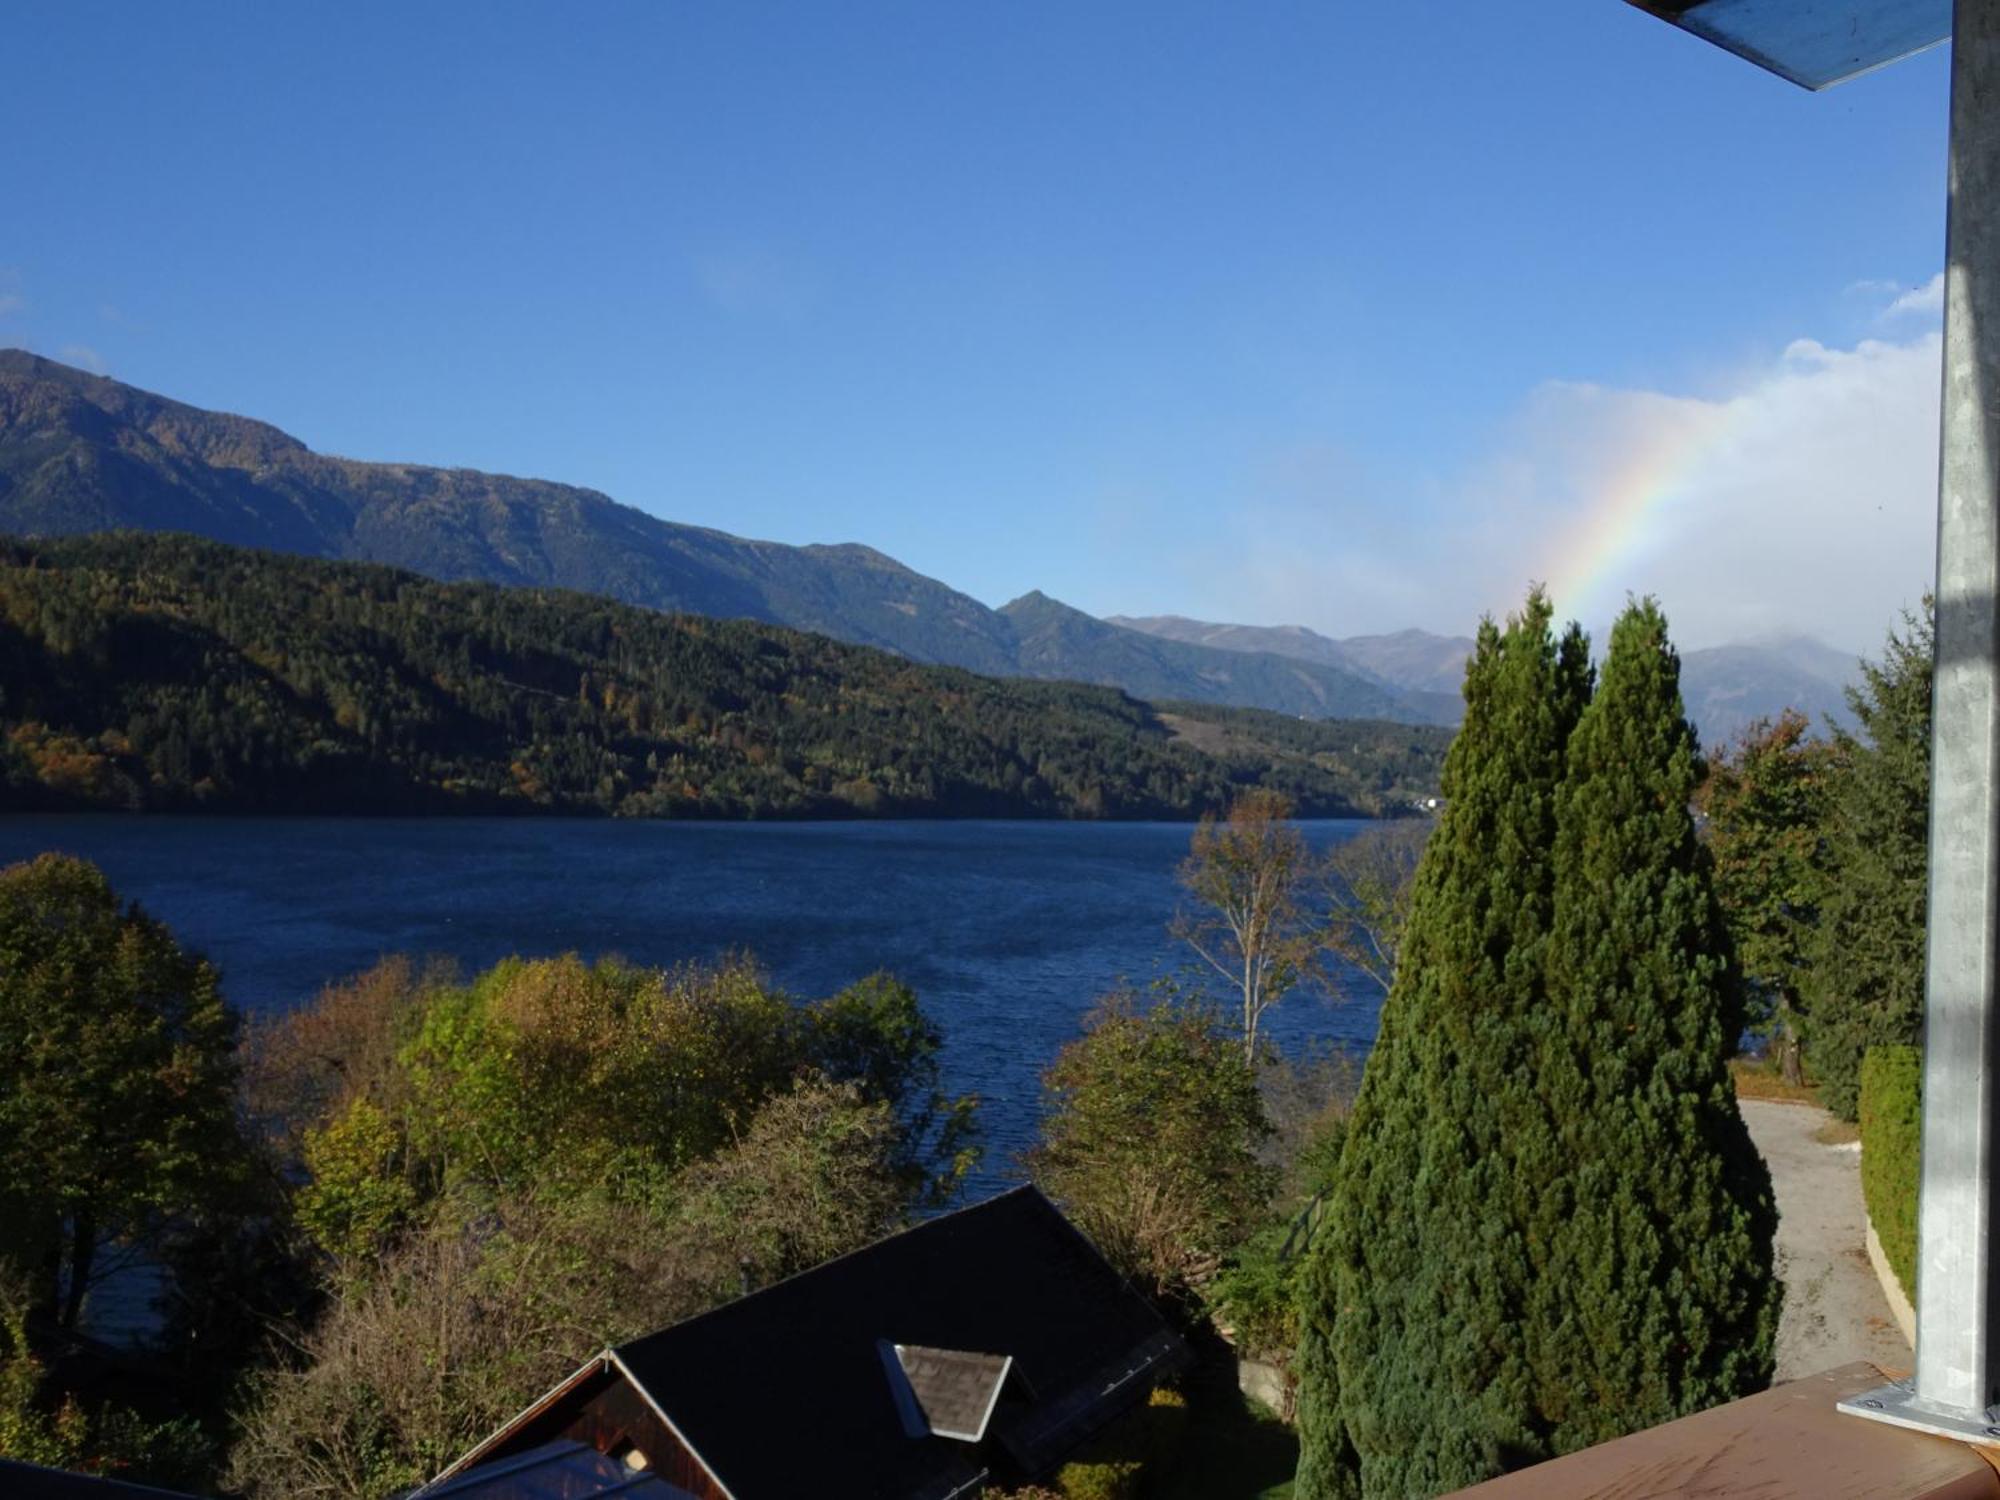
[0,349,1860,745]
[1109,613,1858,748]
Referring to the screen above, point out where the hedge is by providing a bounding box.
[1859,1044,1922,1306]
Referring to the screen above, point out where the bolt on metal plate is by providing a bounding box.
[1838,1381,2000,1447]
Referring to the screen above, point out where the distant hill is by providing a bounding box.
[1106,614,1358,670]
[0,533,1453,820]
[1114,615,1472,722]
[1110,615,1476,700]
[0,351,1446,725]
[1003,593,1416,722]
[1115,609,1861,748]
[1326,628,1477,698]
[1678,639,1857,749]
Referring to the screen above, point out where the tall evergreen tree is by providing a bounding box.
[1530,600,1778,1450]
[1696,711,1834,1086]
[1296,592,1583,1499]
[1803,604,1932,1119]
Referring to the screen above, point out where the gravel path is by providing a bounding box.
[1739,1097,1912,1382]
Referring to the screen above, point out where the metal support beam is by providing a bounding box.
[1842,0,2000,1446]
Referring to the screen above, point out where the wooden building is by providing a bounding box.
[429,1186,1187,1500]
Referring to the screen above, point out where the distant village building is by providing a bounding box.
[428,1186,1188,1500]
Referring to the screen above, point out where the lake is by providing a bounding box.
[0,816,1386,1197]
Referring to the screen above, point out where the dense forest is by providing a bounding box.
[0,533,1450,820]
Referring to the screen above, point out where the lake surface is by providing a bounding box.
[0,816,1386,1197]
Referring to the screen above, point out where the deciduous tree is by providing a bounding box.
[0,854,242,1340]
[1319,821,1428,996]
[1030,992,1272,1302]
[1173,790,1316,1058]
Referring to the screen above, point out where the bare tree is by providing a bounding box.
[1320,820,1428,995]
[1172,790,1316,1059]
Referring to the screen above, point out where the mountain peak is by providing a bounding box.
[999,589,1064,613]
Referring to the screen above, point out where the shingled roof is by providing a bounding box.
[616,1185,1180,1497]
[436,1185,1186,1500]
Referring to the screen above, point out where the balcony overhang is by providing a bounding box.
[1622,0,1951,87]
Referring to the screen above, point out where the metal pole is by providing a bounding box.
[1842,0,2000,1444]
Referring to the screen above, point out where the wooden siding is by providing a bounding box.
[476,1369,730,1500]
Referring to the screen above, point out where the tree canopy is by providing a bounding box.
[233,952,979,1498]
[1172,790,1317,1058]
[1696,710,1835,1084]
[0,854,243,1339]
[1801,605,1933,1119]
[1030,992,1272,1304]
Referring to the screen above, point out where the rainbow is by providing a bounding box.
[1537,395,1735,628]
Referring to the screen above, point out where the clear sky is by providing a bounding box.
[1,2,1952,650]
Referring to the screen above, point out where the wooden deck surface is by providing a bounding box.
[1444,1363,2000,1500]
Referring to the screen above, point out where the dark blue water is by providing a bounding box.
[0,817,1384,1195]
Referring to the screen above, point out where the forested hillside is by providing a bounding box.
[0,533,1450,819]
[0,351,1440,722]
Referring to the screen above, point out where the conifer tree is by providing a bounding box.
[1296,592,1582,1499]
[1803,604,1932,1119]
[1530,599,1778,1450]
[1696,711,1834,1087]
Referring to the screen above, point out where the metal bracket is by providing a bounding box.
[1838,1380,2000,1447]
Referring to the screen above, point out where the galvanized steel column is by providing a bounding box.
[1916,0,2000,1424]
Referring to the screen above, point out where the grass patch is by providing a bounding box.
[1812,1116,1861,1146]
[1729,1056,1823,1106]
[1153,1391,1298,1500]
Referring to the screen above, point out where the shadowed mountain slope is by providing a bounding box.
[0,351,1446,722]
[0,350,1019,670]
[1002,593,1419,722]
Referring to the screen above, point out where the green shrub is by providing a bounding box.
[1055,1455,1144,1500]
[1143,1385,1190,1464]
[1859,1045,1922,1305]
[1209,1219,1303,1361]
[1051,1385,1189,1500]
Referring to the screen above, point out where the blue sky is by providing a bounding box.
[1,2,1952,649]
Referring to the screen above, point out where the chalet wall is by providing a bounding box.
[476,1369,730,1500]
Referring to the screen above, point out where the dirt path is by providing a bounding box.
[1739,1097,1911,1382]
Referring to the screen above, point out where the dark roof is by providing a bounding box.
[0,1461,201,1500]
[610,1185,1181,1500]
[421,1440,696,1500]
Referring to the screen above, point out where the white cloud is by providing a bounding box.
[1882,272,1945,320]
[58,343,107,373]
[0,294,22,319]
[1208,328,1942,653]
